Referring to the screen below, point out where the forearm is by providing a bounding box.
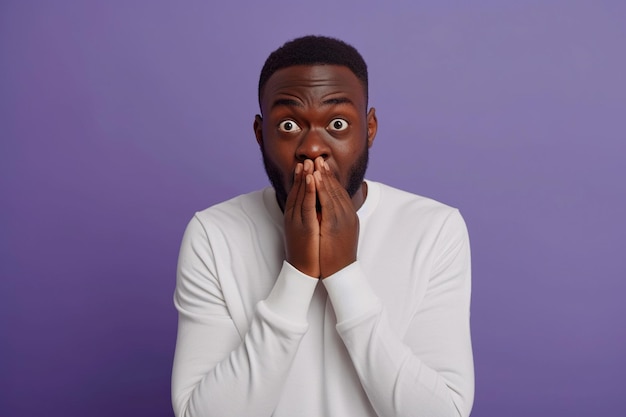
[323,262,473,417]
[336,306,469,417]
[173,303,306,417]
[172,262,318,417]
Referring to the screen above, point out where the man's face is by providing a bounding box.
[254,65,377,211]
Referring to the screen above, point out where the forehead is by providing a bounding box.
[260,65,366,111]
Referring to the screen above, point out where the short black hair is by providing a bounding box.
[258,35,368,107]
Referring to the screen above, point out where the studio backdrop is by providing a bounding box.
[1,1,624,416]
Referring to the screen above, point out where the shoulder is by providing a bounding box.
[195,188,266,222]
[364,180,469,248]
[184,187,279,240]
[367,180,462,224]
[365,180,470,265]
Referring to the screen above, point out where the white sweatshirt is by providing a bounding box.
[172,180,474,417]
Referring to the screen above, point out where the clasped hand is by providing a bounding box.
[284,157,359,279]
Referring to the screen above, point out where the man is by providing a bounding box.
[172,35,474,417]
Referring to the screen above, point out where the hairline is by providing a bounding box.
[258,63,368,111]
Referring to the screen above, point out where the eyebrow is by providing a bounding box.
[321,97,354,107]
[270,96,355,110]
[271,98,303,109]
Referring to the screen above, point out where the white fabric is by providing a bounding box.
[171,180,474,417]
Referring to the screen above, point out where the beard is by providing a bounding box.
[261,145,369,212]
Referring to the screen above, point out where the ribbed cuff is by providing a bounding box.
[264,261,319,324]
[322,262,380,324]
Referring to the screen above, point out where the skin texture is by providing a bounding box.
[254,65,378,278]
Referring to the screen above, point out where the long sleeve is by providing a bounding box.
[171,215,318,417]
[323,209,474,417]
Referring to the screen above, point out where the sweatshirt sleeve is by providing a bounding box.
[171,216,318,417]
[322,210,474,417]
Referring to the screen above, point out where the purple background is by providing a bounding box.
[2,1,625,416]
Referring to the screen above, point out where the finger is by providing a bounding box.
[298,159,315,218]
[313,159,331,212]
[313,169,337,224]
[301,160,318,224]
[284,163,303,216]
[314,156,327,179]
[325,160,354,211]
[293,162,310,223]
[320,159,341,192]
[303,158,314,175]
[315,160,350,217]
[301,173,318,224]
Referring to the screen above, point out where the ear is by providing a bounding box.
[253,114,263,147]
[366,107,378,148]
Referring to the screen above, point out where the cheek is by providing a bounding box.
[264,142,294,168]
[335,141,368,178]
[335,139,364,160]
[262,140,298,183]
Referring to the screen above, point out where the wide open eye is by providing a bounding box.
[278,120,301,133]
[328,118,349,132]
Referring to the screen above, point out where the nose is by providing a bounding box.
[295,128,330,162]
